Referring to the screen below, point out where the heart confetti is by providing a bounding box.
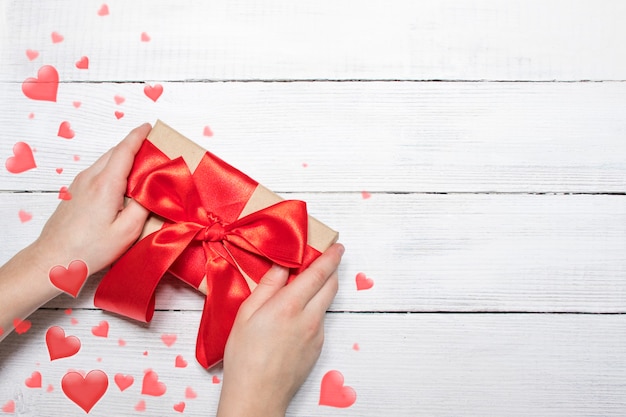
[21,65,58,102]
[185,387,197,399]
[49,260,88,297]
[175,355,187,368]
[114,95,125,105]
[56,168,63,174]
[61,370,108,413]
[97,4,109,16]
[114,111,124,119]
[46,326,81,360]
[361,191,372,199]
[73,101,82,108]
[18,210,32,223]
[144,84,163,102]
[141,370,166,396]
[355,272,374,291]
[91,321,109,338]
[212,376,220,384]
[58,186,72,200]
[173,402,186,413]
[135,400,146,411]
[2,400,15,413]
[203,126,213,137]
[58,121,75,139]
[51,32,64,43]
[25,371,42,388]
[319,370,356,408]
[114,374,134,392]
[75,56,89,70]
[6,142,37,174]
[161,334,176,347]
[13,318,32,335]
[140,32,151,42]
[26,49,39,61]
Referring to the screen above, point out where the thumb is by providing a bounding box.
[239,264,289,318]
[114,199,150,243]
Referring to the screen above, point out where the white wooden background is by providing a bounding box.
[1,1,625,416]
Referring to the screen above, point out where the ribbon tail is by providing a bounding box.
[195,258,251,368]
[95,226,197,322]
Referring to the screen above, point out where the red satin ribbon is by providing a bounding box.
[95,140,313,368]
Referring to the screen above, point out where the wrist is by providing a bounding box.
[216,381,287,417]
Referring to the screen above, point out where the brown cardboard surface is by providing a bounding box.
[137,120,339,293]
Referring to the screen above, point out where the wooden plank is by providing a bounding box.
[2,192,624,313]
[3,0,626,81]
[2,81,626,193]
[1,310,625,416]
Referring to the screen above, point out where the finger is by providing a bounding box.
[113,199,150,242]
[78,147,113,179]
[101,123,152,180]
[304,270,338,315]
[239,264,289,319]
[285,243,344,309]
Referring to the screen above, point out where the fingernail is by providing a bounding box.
[337,244,345,256]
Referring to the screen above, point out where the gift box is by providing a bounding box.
[95,120,338,369]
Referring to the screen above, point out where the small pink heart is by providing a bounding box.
[118,338,126,346]
[18,209,32,223]
[173,402,185,413]
[46,384,54,393]
[97,4,109,16]
[114,111,124,119]
[56,167,63,174]
[58,121,75,139]
[142,370,166,396]
[203,126,213,137]
[72,101,81,108]
[141,32,151,42]
[6,142,37,174]
[114,374,134,392]
[28,112,35,119]
[26,49,39,61]
[144,84,163,102]
[361,191,371,199]
[355,272,374,291]
[51,31,64,43]
[61,370,108,413]
[352,343,360,351]
[14,318,32,335]
[161,334,176,347]
[114,95,125,105]
[91,321,109,338]
[175,355,187,368]
[70,318,79,325]
[25,371,42,388]
[135,400,146,411]
[65,308,72,315]
[212,375,220,384]
[58,186,72,200]
[2,400,15,413]
[46,326,81,360]
[319,370,356,408]
[49,260,88,297]
[185,387,197,399]
[75,56,89,70]
[22,65,59,102]
[73,155,80,161]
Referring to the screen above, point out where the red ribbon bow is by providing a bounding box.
[95,140,310,368]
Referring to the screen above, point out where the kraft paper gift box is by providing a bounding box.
[95,120,338,368]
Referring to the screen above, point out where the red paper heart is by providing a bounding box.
[97,4,109,16]
[58,121,75,139]
[6,142,37,174]
[22,65,59,102]
[1,400,15,413]
[18,209,32,223]
[13,318,32,334]
[25,371,42,388]
[175,355,188,368]
[185,387,197,399]
[91,321,109,338]
[114,95,125,105]
[51,31,64,43]
[355,272,374,291]
[49,260,88,297]
[26,49,39,61]
[319,370,356,408]
[75,56,89,70]
[361,191,372,199]
[114,374,134,392]
[161,334,176,347]
[58,186,72,200]
[141,370,166,396]
[61,370,108,413]
[114,111,124,120]
[56,167,63,174]
[73,101,81,108]
[140,32,151,42]
[144,84,163,102]
[203,126,213,137]
[46,326,81,360]
[212,375,220,384]
[173,402,185,413]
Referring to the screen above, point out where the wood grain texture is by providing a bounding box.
[3,0,626,81]
[1,192,624,313]
[2,81,625,193]
[1,310,626,417]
